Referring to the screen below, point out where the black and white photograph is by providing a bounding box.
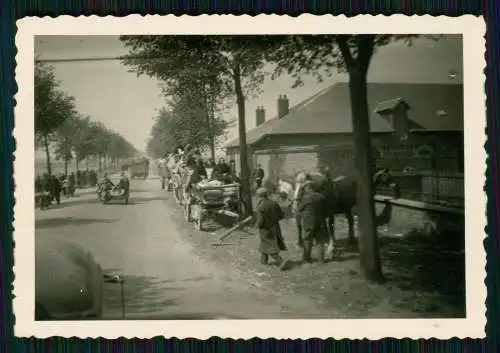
[14,15,486,339]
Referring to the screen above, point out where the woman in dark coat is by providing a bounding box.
[255,188,288,270]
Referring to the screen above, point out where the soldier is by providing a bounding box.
[114,172,130,195]
[296,181,329,263]
[255,187,289,270]
[68,172,76,196]
[50,175,62,205]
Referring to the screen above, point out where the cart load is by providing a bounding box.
[185,180,241,231]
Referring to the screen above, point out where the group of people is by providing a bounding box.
[35,172,77,209]
[75,169,99,188]
[35,168,120,209]
[254,171,331,271]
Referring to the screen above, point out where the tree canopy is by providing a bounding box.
[120,35,269,214]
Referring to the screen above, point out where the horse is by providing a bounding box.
[278,167,398,256]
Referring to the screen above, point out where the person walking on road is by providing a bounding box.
[296,181,329,264]
[255,187,289,271]
[50,175,62,205]
[68,172,76,196]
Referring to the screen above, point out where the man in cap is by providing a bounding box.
[296,180,329,263]
[255,187,289,270]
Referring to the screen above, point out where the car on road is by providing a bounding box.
[36,235,105,320]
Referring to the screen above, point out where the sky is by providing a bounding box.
[35,34,463,156]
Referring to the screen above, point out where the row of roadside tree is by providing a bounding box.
[35,61,137,178]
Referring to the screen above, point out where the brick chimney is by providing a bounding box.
[277,94,289,119]
[374,98,411,139]
[256,106,266,126]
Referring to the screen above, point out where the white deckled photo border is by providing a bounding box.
[13,14,487,339]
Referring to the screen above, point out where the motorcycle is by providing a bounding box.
[101,185,129,205]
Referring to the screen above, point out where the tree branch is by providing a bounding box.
[336,35,355,69]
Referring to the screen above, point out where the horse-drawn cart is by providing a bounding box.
[186,182,241,231]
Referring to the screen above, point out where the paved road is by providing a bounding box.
[35,176,333,319]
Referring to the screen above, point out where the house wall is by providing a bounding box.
[226,130,464,182]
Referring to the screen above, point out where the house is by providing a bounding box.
[224,82,464,182]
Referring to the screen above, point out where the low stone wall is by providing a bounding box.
[374,195,464,237]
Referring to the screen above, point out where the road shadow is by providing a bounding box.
[129,188,158,193]
[104,274,180,315]
[36,217,118,229]
[39,197,102,210]
[128,195,169,203]
[103,273,214,317]
[378,229,466,315]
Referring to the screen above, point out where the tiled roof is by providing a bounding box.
[223,87,330,148]
[225,82,463,149]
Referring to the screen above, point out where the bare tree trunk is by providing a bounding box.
[209,103,216,161]
[341,35,383,283]
[349,70,382,282]
[42,133,52,178]
[203,83,217,161]
[233,60,253,216]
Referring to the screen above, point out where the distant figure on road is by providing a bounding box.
[114,172,130,196]
[50,175,62,205]
[255,164,264,190]
[35,174,42,193]
[89,170,97,187]
[102,173,114,189]
[296,181,329,263]
[255,187,288,271]
[97,172,115,201]
[76,170,82,188]
[68,173,76,196]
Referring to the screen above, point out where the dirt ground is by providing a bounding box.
[181,196,466,319]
